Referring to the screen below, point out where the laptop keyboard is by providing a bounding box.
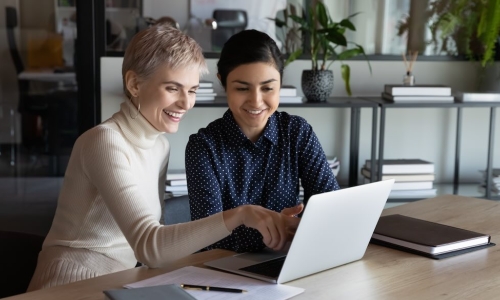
[239,256,286,278]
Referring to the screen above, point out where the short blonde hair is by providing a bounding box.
[122,24,208,98]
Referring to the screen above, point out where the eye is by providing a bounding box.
[262,87,274,92]
[236,87,248,91]
[188,90,197,94]
[166,87,178,92]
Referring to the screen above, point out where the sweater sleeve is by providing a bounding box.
[81,128,231,268]
[158,137,169,226]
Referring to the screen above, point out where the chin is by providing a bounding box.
[164,126,179,134]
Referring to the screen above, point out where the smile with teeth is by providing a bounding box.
[163,110,184,118]
[246,109,266,115]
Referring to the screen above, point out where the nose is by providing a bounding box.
[177,90,193,110]
[248,89,263,106]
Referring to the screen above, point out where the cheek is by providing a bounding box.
[267,93,280,107]
[226,92,244,107]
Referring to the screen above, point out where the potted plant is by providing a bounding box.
[275,1,371,101]
[397,0,500,66]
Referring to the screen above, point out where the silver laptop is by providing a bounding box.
[204,179,395,284]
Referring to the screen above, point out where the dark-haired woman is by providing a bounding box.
[186,30,340,253]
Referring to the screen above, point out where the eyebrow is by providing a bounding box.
[232,79,278,85]
[162,81,199,89]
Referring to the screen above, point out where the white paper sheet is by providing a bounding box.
[124,266,304,300]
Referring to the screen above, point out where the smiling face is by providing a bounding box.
[224,62,281,142]
[126,63,200,133]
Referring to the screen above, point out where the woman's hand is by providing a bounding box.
[281,202,304,217]
[223,205,301,251]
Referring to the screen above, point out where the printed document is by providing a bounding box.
[124,266,304,300]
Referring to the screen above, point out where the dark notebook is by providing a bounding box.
[371,214,493,259]
[104,284,196,300]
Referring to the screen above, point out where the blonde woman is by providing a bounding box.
[28,25,300,291]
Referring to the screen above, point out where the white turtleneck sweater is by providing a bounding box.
[28,100,231,290]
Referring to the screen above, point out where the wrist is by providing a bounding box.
[223,205,247,231]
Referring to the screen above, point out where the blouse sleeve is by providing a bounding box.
[81,128,230,268]
[185,135,224,220]
[296,120,340,203]
[186,135,265,252]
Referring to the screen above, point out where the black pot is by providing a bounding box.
[301,70,334,102]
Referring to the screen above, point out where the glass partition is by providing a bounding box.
[100,0,483,60]
[1,0,81,236]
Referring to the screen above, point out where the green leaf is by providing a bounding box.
[270,17,287,28]
[476,0,500,66]
[346,12,362,19]
[341,64,352,96]
[339,19,356,31]
[285,49,303,66]
[325,29,347,46]
[316,1,329,28]
[351,43,372,74]
[337,48,362,60]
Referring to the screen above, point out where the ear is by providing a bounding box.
[217,73,225,91]
[125,70,140,97]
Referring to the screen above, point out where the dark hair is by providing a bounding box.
[217,29,284,89]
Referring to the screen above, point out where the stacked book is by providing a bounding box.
[362,159,436,199]
[280,85,303,103]
[196,80,216,102]
[456,92,500,102]
[328,156,340,177]
[165,169,188,197]
[478,168,500,196]
[382,84,454,102]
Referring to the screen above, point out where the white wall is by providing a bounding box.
[142,0,189,29]
[101,57,500,186]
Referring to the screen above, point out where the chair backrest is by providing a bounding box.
[211,9,248,51]
[0,231,45,298]
[164,195,191,225]
[5,6,24,75]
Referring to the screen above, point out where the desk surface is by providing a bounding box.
[8,195,500,300]
[18,70,76,83]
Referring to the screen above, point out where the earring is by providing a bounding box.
[129,96,141,119]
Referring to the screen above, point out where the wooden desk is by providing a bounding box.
[8,195,500,300]
[18,70,76,83]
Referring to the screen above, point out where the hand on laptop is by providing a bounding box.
[223,205,302,251]
[281,203,304,218]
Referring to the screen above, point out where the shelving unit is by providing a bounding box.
[361,97,500,200]
[195,97,379,187]
[171,95,499,201]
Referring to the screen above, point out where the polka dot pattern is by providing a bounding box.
[186,110,340,252]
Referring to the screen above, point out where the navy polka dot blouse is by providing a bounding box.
[186,109,340,252]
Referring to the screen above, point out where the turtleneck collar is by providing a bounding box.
[111,99,163,149]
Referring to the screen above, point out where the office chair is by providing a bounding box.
[6,6,78,175]
[164,195,191,225]
[211,9,248,51]
[0,230,45,298]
